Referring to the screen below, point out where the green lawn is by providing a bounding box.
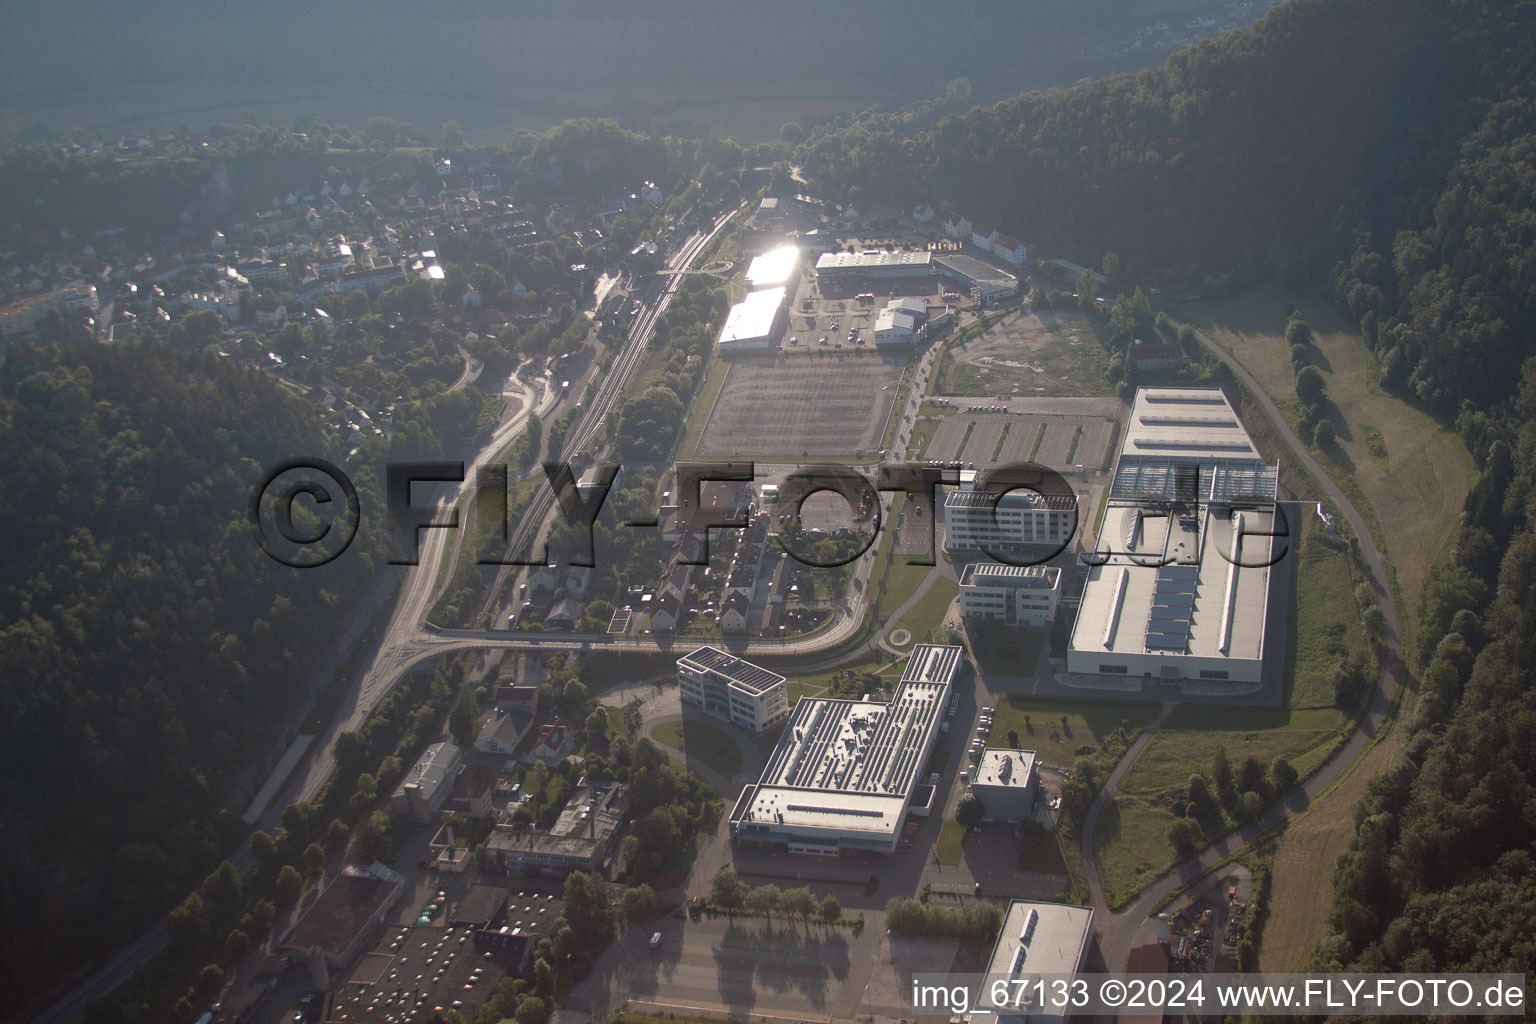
[1016,824,1070,875]
[651,719,744,779]
[936,819,968,865]
[988,697,1161,771]
[786,681,826,706]
[890,576,958,648]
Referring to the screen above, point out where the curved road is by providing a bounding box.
[1078,325,1404,969]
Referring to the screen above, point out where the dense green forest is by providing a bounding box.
[1305,0,1536,976]
[797,0,1405,280]
[0,343,386,1012]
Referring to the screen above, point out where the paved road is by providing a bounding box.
[1076,324,1405,970]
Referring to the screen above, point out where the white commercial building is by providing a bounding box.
[944,489,1078,559]
[985,900,1096,1024]
[717,286,787,351]
[959,563,1061,626]
[1068,387,1281,686]
[813,249,935,280]
[970,749,1039,822]
[676,646,790,733]
[729,645,962,854]
[744,244,800,289]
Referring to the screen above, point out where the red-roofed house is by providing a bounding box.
[531,718,576,765]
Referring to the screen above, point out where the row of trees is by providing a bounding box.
[884,897,1002,939]
[706,866,844,926]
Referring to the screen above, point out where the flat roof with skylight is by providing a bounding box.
[985,900,1095,1022]
[1068,387,1281,687]
[729,644,961,853]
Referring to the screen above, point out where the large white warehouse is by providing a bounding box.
[1067,387,1282,686]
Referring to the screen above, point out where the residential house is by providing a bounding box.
[530,718,575,765]
[720,592,752,633]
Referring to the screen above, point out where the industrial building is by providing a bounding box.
[717,285,787,351]
[391,742,462,821]
[484,782,629,876]
[970,749,1039,822]
[944,489,1078,559]
[744,245,800,289]
[985,900,1097,1023]
[677,646,790,733]
[283,862,407,974]
[873,297,931,344]
[812,249,1020,303]
[813,249,935,280]
[1068,387,1281,685]
[729,645,962,855]
[935,254,1019,300]
[959,563,1061,626]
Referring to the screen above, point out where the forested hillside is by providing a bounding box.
[0,343,383,1007]
[1307,1,1536,968]
[797,0,1405,278]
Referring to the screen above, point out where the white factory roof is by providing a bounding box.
[815,250,933,272]
[973,749,1037,790]
[1121,387,1261,462]
[986,900,1095,992]
[738,644,960,836]
[1072,387,1277,666]
[717,286,785,346]
[744,245,800,289]
[1071,503,1274,662]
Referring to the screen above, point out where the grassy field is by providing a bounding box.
[651,719,744,780]
[988,697,1161,771]
[1261,723,1405,970]
[1092,797,1180,908]
[889,575,958,649]
[1290,517,1366,710]
[1183,284,1474,648]
[1016,824,1071,875]
[937,819,968,866]
[1118,706,1344,801]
